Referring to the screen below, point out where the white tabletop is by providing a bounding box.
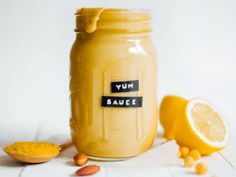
[0,118,235,177]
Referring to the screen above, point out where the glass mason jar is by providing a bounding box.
[70,8,158,159]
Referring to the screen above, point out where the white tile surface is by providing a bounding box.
[1,125,236,177]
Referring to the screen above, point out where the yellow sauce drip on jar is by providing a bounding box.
[70,8,158,159]
[78,8,105,33]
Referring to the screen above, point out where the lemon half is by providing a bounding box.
[160,95,188,140]
[160,96,229,154]
[175,98,229,154]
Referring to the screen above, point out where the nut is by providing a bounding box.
[74,153,88,166]
[75,165,100,176]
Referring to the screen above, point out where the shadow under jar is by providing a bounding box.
[70,8,158,160]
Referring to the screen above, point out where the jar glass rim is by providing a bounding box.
[75,8,151,21]
[75,8,152,33]
[75,8,150,14]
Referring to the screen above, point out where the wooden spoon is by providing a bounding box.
[3,140,72,163]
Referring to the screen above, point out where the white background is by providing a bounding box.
[0,0,236,176]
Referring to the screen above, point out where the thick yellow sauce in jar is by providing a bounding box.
[70,8,158,159]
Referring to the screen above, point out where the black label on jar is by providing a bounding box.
[111,80,139,92]
[102,96,142,107]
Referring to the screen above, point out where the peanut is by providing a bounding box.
[74,153,88,166]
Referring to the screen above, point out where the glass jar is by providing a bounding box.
[70,8,158,159]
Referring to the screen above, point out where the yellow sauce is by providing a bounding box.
[70,8,158,158]
[79,8,105,33]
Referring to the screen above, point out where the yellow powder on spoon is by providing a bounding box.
[4,141,61,157]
